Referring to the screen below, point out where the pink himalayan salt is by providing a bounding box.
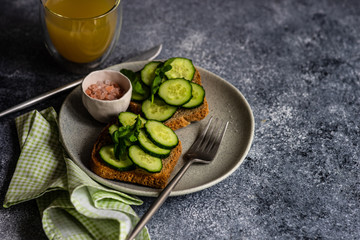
[85,80,125,100]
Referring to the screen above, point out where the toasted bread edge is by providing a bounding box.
[90,121,183,189]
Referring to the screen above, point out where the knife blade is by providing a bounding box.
[0,44,162,118]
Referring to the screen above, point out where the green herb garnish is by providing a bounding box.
[112,115,142,160]
[120,69,148,96]
[150,64,172,103]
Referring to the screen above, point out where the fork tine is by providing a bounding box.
[187,117,213,152]
[185,117,228,161]
[207,120,229,157]
[199,117,219,152]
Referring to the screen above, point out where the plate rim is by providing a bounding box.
[59,61,255,197]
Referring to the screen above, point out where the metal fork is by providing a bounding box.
[126,117,229,240]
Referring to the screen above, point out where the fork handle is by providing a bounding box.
[126,159,195,240]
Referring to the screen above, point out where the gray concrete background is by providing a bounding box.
[1,0,360,239]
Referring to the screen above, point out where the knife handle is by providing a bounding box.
[0,79,82,118]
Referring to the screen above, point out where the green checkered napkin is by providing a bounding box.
[3,107,150,240]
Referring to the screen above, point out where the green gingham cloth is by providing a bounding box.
[3,107,150,240]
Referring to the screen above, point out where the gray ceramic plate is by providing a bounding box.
[59,61,254,197]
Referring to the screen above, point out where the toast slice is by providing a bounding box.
[90,119,182,188]
[128,68,209,130]
[90,67,207,188]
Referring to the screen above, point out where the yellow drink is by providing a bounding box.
[44,0,118,63]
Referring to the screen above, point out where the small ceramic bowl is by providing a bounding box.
[81,70,132,123]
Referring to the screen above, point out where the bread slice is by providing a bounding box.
[90,67,208,188]
[128,68,209,130]
[90,119,182,188]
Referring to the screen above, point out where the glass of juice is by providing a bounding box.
[39,0,122,73]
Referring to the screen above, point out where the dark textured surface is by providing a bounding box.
[1,0,360,239]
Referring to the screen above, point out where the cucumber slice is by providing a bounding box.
[158,78,192,106]
[142,98,177,122]
[145,120,178,149]
[164,57,195,81]
[128,145,162,173]
[108,124,119,135]
[138,130,171,158]
[99,145,134,171]
[118,112,146,127]
[141,61,162,86]
[182,82,205,108]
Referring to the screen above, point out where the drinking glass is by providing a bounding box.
[39,0,122,73]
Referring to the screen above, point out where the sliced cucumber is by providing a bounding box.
[164,57,195,81]
[99,145,134,171]
[158,78,192,106]
[128,145,162,173]
[182,82,205,108]
[141,61,162,86]
[141,98,177,122]
[138,130,171,158]
[108,124,119,135]
[145,120,178,149]
[118,112,146,127]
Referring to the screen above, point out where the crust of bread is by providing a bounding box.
[90,119,182,188]
[128,68,209,130]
